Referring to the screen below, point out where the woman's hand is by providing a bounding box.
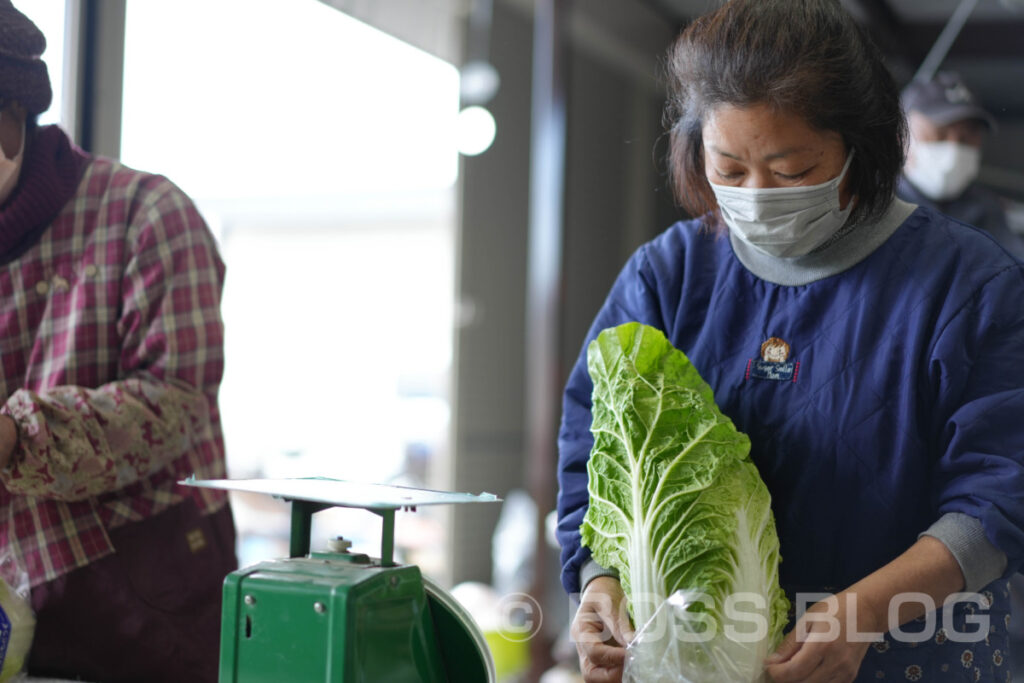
[764,591,877,683]
[571,576,635,683]
[766,536,964,683]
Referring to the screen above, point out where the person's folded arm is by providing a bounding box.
[925,265,1024,577]
[0,175,225,501]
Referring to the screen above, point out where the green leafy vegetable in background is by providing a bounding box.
[0,575,34,683]
[581,322,788,681]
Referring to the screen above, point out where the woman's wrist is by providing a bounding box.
[846,535,964,634]
[844,586,889,637]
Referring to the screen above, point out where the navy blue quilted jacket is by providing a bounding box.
[557,206,1024,598]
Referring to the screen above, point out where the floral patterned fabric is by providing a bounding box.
[0,138,228,587]
[856,579,1013,682]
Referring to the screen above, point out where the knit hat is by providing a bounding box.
[901,72,995,132]
[0,0,51,115]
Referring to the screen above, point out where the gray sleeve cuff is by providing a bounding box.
[580,557,620,591]
[919,512,1008,592]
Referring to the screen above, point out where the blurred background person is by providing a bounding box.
[901,72,1024,679]
[899,71,1024,259]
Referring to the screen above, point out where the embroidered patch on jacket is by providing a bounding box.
[746,336,800,382]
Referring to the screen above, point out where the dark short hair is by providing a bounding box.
[665,0,907,227]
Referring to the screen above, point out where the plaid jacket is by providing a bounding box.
[0,155,229,587]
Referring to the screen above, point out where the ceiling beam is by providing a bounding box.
[909,21,1024,60]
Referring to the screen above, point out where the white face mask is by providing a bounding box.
[0,111,26,206]
[905,140,980,202]
[710,152,855,259]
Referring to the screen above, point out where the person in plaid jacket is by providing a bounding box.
[0,2,237,680]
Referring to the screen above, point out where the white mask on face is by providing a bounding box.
[0,111,26,206]
[904,140,980,202]
[710,151,855,259]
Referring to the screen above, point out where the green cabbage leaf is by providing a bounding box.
[580,322,789,681]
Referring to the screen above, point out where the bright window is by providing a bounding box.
[121,0,458,201]
[121,0,459,575]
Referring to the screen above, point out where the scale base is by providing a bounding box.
[219,553,492,682]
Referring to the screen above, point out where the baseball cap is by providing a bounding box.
[901,72,996,132]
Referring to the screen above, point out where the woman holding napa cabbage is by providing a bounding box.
[555,1,1024,681]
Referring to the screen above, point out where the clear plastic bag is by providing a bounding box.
[0,546,35,683]
[623,590,770,683]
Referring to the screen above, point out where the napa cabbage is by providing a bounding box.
[580,322,789,682]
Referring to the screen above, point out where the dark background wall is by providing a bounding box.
[450,0,680,585]
[450,0,534,585]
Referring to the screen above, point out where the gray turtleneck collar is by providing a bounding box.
[728,198,918,286]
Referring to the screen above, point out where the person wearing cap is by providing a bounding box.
[902,72,1024,679]
[0,2,236,681]
[899,71,1024,259]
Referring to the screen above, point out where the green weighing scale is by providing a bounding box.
[182,477,501,683]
